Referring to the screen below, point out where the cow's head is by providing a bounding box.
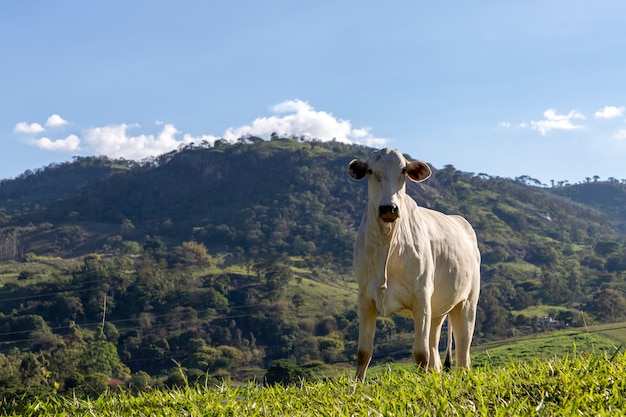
[349,148,431,223]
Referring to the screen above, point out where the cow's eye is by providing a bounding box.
[402,167,407,175]
[367,169,372,175]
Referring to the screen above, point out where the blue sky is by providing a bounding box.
[2,1,626,185]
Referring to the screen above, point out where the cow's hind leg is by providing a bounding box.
[444,317,453,371]
[448,299,478,369]
[356,295,377,382]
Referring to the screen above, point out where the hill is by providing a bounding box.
[1,137,626,396]
[0,156,129,213]
[2,140,370,264]
[551,180,626,233]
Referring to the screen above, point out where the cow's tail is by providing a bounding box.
[444,316,452,371]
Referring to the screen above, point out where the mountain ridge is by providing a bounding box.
[1,139,625,261]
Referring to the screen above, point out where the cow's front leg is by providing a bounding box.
[356,293,377,382]
[428,315,447,371]
[412,299,431,370]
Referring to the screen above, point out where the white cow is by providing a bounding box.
[348,148,480,382]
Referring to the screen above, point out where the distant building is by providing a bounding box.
[536,316,565,329]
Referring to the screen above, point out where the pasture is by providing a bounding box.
[471,328,622,367]
[4,323,626,416]
[3,351,625,416]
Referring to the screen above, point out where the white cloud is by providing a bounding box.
[14,114,68,134]
[13,122,45,134]
[34,134,81,152]
[270,99,312,114]
[45,114,69,127]
[594,105,625,119]
[19,100,387,160]
[223,99,388,147]
[499,122,511,128]
[530,108,586,135]
[83,123,208,160]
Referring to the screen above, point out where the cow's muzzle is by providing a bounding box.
[378,205,399,222]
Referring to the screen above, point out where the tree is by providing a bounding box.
[79,335,130,380]
[539,270,569,304]
[586,288,626,323]
[121,240,141,255]
[120,218,135,237]
[264,359,311,385]
[18,271,34,280]
[128,371,153,393]
[316,336,344,363]
[376,317,396,343]
[606,252,626,272]
[143,236,166,254]
[253,258,294,300]
[29,328,62,352]
[81,372,109,396]
[291,293,304,314]
[595,241,621,257]
[315,316,338,336]
[183,345,243,374]
[476,288,511,339]
[173,241,210,266]
[0,350,22,391]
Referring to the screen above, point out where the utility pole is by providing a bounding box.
[101,293,107,337]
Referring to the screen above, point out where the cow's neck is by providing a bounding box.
[368,218,400,293]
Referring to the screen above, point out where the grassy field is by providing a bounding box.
[511,304,569,318]
[471,328,623,367]
[285,275,356,317]
[3,351,626,416]
[3,258,626,415]
[584,321,626,345]
[3,325,626,416]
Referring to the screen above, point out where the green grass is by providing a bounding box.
[586,322,626,346]
[4,352,626,416]
[207,256,357,318]
[510,304,569,318]
[286,275,356,318]
[492,261,541,283]
[0,260,69,287]
[472,330,621,367]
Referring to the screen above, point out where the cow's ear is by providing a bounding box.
[405,161,431,182]
[349,159,368,180]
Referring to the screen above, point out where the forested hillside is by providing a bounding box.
[1,137,625,397]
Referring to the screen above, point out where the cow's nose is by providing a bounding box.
[379,205,399,222]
